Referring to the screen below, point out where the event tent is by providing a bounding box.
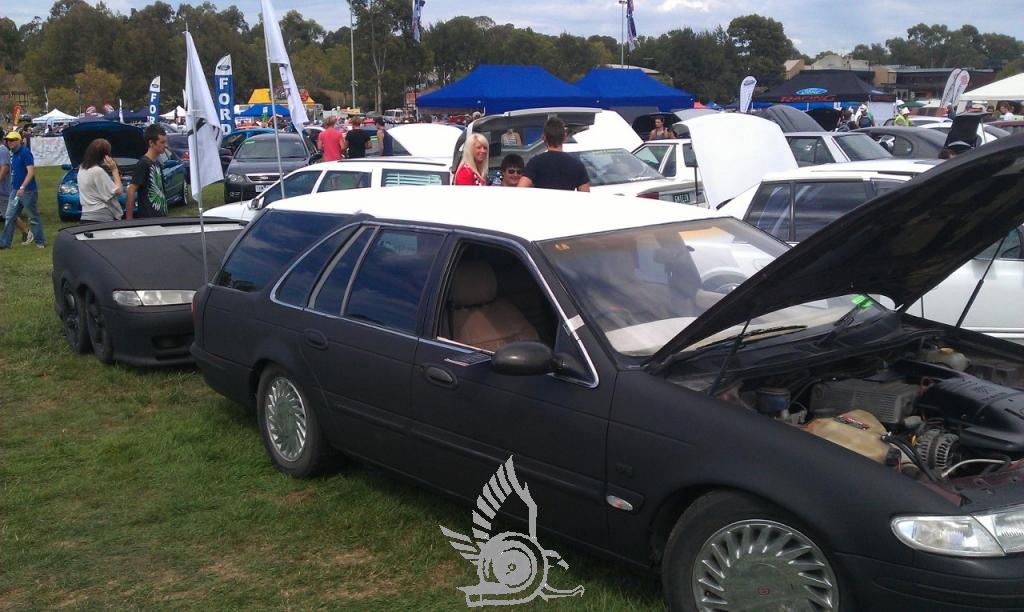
[416,65,598,114]
[32,108,76,124]
[757,69,894,107]
[160,106,186,120]
[238,104,290,117]
[961,72,1024,101]
[574,67,695,111]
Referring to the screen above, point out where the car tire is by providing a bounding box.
[61,283,90,354]
[83,288,114,364]
[662,491,846,612]
[256,365,330,478]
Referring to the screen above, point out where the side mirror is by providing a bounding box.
[219,147,232,157]
[491,341,556,376]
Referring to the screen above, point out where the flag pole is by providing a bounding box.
[183,28,210,286]
[264,56,286,201]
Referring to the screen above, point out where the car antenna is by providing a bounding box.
[954,233,1008,329]
[707,316,752,397]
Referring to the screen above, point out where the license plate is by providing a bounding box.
[255,184,266,192]
[673,193,691,204]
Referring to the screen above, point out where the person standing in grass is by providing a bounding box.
[78,138,124,223]
[125,124,168,220]
[0,131,43,249]
[0,135,30,244]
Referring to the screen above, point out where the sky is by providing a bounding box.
[9,0,1024,56]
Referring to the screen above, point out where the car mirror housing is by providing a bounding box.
[491,341,556,376]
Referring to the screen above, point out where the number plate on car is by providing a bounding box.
[673,193,691,204]
[255,184,266,192]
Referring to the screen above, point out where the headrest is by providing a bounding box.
[451,260,498,307]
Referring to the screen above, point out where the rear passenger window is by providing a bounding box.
[745,184,792,241]
[275,227,357,307]
[311,229,372,315]
[381,170,448,186]
[261,171,321,206]
[344,230,445,333]
[319,171,370,192]
[792,181,869,241]
[214,211,349,292]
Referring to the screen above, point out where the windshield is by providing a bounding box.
[569,148,663,187]
[834,134,891,161]
[236,138,307,160]
[541,218,878,357]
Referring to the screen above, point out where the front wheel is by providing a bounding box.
[61,283,90,354]
[256,366,330,478]
[662,491,844,612]
[84,288,113,364]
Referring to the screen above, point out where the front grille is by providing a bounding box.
[246,173,280,183]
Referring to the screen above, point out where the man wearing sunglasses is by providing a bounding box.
[497,154,524,187]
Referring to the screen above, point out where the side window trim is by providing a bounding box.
[787,181,796,242]
[268,221,366,310]
[308,225,377,313]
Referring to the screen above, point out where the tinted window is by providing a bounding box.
[381,169,448,186]
[976,228,1024,261]
[633,145,670,172]
[834,134,891,161]
[570,149,662,187]
[792,181,869,241]
[890,135,913,157]
[214,211,349,292]
[345,230,444,333]
[275,227,357,307]
[788,137,833,165]
[319,171,371,192]
[746,184,792,240]
[262,171,322,206]
[235,137,307,160]
[312,229,373,315]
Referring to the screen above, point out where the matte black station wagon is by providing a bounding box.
[193,138,1024,611]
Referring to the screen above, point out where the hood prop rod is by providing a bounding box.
[955,234,1007,329]
[707,316,752,397]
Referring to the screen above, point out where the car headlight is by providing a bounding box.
[226,173,246,183]
[59,184,79,195]
[112,290,196,307]
[892,505,1024,557]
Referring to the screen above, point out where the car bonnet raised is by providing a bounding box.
[62,119,147,167]
[650,133,1024,366]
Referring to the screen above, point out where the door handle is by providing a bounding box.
[303,328,328,350]
[424,365,457,388]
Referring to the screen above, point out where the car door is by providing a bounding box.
[634,143,673,175]
[409,236,612,547]
[916,228,1024,344]
[292,225,448,469]
[259,169,323,206]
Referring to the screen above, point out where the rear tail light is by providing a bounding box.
[639,192,660,200]
[182,152,190,162]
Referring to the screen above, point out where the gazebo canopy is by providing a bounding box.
[238,104,290,117]
[574,67,695,111]
[758,69,893,104]
[33,108,76,123]
[961,72,1024,101]
[416,65,598,113]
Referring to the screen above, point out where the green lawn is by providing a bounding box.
[0,167,664,609]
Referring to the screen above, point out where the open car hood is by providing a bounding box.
[62,120,146,167]
[677,114,797,209]
[389,124,463,160]
[649,133,1024,367]
[944,112,985,149]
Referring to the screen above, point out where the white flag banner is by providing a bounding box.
[278,63,309,127]
[940,68,962,108]
[184,31,225,199]
[260,0,290,64]
[739,75,757,114]
[950,70,971,109]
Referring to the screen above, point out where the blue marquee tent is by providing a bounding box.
[574,68,695,111]
[416,65,598,114]
[238,104,290,117]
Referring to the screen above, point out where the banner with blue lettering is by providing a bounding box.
[214,55,235,136]
[148,76,161,124]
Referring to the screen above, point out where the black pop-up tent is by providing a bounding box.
[757,69,894,107]
[416,65,598,114]
[574,67,695,113]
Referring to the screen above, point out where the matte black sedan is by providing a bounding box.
[856,126,950,159]
[53,218,244,366]
[223,133,319,202]
[193,138,1024,611]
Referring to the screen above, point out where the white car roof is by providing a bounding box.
[270,185,725,242]
[804,159,940,175]
[298,157,448,173]
[756,167,916,183]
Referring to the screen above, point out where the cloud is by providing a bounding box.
[656,0,712,12]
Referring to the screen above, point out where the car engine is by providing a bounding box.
[721,343,1024,482]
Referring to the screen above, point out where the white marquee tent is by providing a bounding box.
[160,106,187,120]
[961,72,1024,101]
[32,108,76,124]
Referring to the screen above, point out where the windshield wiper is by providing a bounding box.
[665,324,808,371]
[817,296,873,347]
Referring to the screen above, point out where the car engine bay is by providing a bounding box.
[715,338,1024,483]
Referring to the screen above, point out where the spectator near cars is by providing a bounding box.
[0,130,43,249]
[317,116,345,162]
[0,136,30,245]
[518,117,589,191]
[344,116,372,159]
[126,124,169,219]
[77,138,124,223]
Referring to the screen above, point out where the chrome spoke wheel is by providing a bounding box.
[264,377,308,462]
[692,519,838,612]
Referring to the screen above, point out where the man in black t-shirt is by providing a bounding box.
[518,117,590,192]
[126,124,168,219]
[344,117,372,159]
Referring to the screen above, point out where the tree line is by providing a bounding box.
[1,0,1022,115]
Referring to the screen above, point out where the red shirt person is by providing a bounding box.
[317,116,346,162]
[453,133,489,186]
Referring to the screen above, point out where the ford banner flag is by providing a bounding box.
[214,55,235,136]
[148,76,161,124]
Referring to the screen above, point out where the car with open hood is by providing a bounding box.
[57,120,188,221]
[192,136,1024,610]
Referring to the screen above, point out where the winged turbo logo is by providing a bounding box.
[440,456,585,607]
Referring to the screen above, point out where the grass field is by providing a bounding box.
[0,167,665,609]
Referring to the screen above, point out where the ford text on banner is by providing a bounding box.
[184,31,225,199]
[148,76,161,124]
[214,55,235,136]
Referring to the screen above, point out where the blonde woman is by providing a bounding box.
[454,133,489,186]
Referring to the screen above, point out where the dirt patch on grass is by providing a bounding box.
[204,558,246,581]
[331,547,373,566]
[282,489,315,504]
[54,590,87,609]
[425,559,460,587]
[331,572,400,601]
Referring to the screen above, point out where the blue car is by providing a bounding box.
[58,120,187,222]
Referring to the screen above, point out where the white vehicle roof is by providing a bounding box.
[298,157,448,173]
[270,185,725,242]
[803,159,940,175]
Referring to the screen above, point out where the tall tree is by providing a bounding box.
[424,16,485,85]
[74,64,121,109]
[727,15,795,87]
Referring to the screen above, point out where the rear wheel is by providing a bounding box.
[61,283,90,353]
[662,491,844,612]
[256,366,330,477]
[84,288,113,364]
